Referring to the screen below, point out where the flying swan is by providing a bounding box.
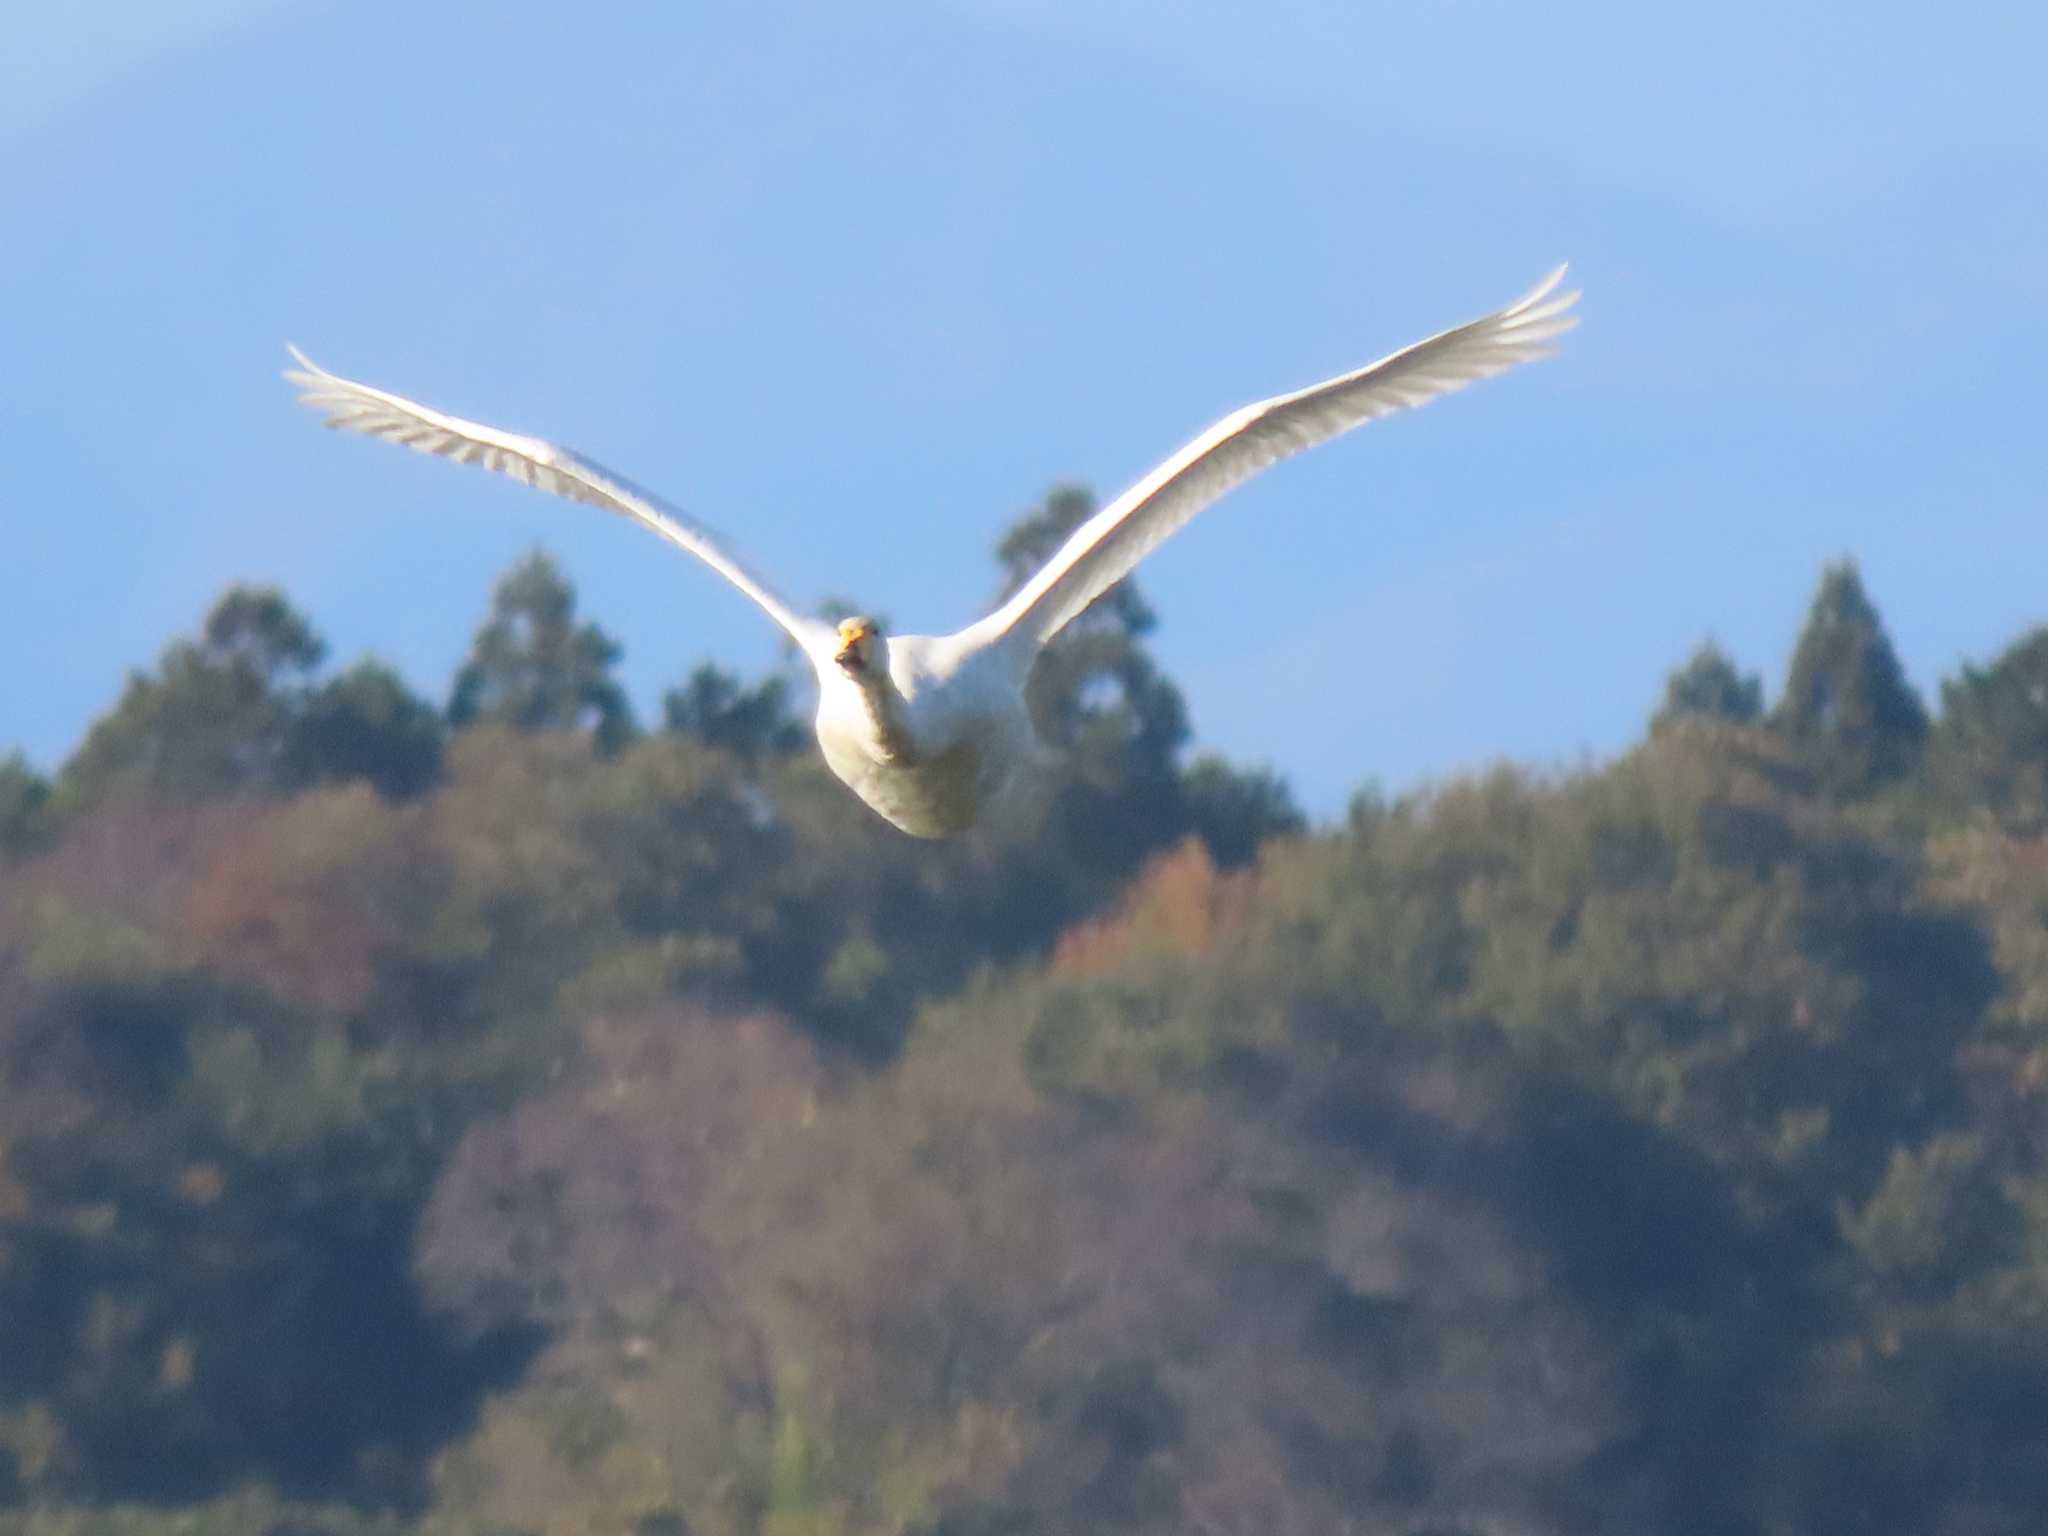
[286,267,1577,836]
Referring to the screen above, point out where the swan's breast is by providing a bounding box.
[814,684,1029,837]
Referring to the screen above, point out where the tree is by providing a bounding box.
[448,551,636,753]
[662,663,805,760]
[61,586,326,804]
[1181,754,1304,867]
[0,751,51,858]
[1771,559,1926,792]
[990,486,1309,876]
[1651,639,1763,735]
[1931,626,2048,826]
[200,588,325,678]
[34,542,2048,1534]
[997,486,1185,765]
[994,487,1192,871]
[283,659,445,800]
[1838,1134,2008,1301]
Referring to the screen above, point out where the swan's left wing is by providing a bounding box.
[284,348,836,657]
[952,267,1579,657]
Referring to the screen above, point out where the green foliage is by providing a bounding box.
[0,968,535,1508]
[0,1486,408,1536]
[1929,626,2048,828]
[448,551,636,753]
[60,586,327,806]
[1772,559,1928,792]
[21,546,2048,1535]
[53,589,448,816]
[0,752,51,859]
[286,659,446,799]
[662,663,805,760]
[1003,487,1193,867]
[1180,753,1305,867]
[1838,1133,2009,1299]
[202,586,328,674]
[1926,821,2048,1041]
[1652,638,1763,734]
[987,485,1302,881]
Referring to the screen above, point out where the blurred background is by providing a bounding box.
[4,3,2047,1535]
[5,0,2045,811]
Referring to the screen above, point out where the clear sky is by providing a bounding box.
[4,0,2042,816]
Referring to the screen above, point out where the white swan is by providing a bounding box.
[286,267,1577,836]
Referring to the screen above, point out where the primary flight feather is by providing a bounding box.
[287,266,1578,836]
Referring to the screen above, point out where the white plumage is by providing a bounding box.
[287,267,1578,836]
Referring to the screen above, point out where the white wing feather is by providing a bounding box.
[956,266,1580,656]
[283,348,834,656]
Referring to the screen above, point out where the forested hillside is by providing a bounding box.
[6,494,2048,1536]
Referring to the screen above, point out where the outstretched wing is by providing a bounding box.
[952,266,1579,658]
[284,348,835,656]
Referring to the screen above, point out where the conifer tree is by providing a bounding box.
[662,663,805,760]
[285,658,446,799]
[0,750,50,857]
[449,551,636,753]
[994,486,1193,870]
[62,586,327,803]
[1771,559,1926,791]
[991,485,1305,871]
[1931,627,2048,825]
[1651,639,1763,735]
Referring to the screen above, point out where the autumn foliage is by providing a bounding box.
[7,547,2048,1535]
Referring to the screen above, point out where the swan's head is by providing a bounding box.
[834,616,884,677]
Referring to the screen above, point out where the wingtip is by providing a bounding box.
[281,343,322,392]
[1515,264,1571,310]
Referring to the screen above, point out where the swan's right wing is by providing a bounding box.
[285,348,835,657]
[952,267,1579,659]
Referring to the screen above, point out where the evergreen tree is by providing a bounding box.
[26,546,2048,1534]
[997,486,1179,758]
[1651,639,1763,735]
[284,658,446,799]
[1771,559,1926,792]
[62,586,327,803]
[1932,626,2048,825]
[990,485,1308,873]
[662,663,805,760]
[0,750,51,858]
[448,551,636,753]
[202,587,326,678]
[1181,754,1304,867]
[995,486,1193,870]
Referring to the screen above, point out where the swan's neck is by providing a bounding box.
[856,674,918,764]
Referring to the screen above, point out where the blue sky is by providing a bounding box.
[4,0,2042,816]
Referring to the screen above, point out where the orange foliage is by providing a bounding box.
[3,804,213,981]
[174,1163,227,1205]
[1052,838,1255,978]
[179,787,422,1016]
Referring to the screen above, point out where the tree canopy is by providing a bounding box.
[6,525,2048,1536]
[1931,625,2048,828]
[448,550,637,753]
[60,585,328,804]
[1771,558,1928,791]
[1652,637,1764,734]
[662,663,806,761]
[57,587,446,814]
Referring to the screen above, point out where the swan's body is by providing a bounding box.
[287,268,1577,835]
[810,629,1034,836]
